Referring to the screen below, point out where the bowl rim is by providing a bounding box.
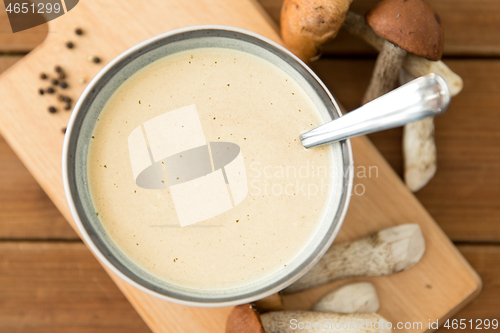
[62,25,354,307]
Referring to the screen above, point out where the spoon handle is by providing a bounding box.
[301,73,451,149]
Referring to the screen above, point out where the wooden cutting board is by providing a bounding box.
[0,0,481,332]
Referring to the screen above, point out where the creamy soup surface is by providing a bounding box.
[87,47,336,290]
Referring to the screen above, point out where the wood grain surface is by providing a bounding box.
[0,0,496,332]
[0,241,150,333]
[0,135,76,239]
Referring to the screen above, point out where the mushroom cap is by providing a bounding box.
[281,0,353,63]
[366,0,444,61]
[226,304,265,333]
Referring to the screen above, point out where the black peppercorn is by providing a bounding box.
[51,78,59,85]
[46,87,55,94]
[63,96,72,103]
[38,88,44,95]
[59,81,68,89]
[48,106,57,113]
[58,72,66,80]
[92,57,101,64]
[40,73,47,80]
[57,94,65,101]
[66,41,74,49]
[64,103,71,111]
[54,66,62,73]
[75,28,83,35]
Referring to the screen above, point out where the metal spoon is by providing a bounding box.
[301,73,450,148]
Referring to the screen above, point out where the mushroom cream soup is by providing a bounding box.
[87,47,339,289]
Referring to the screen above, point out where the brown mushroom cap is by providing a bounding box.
[366,0,444,61]
[226,304,265,333]
[281,0,353,63]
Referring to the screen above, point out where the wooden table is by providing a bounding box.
[0,0,498,332]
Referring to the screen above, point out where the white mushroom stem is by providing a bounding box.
[312,282,380,313]
[404,54,462,96]
[400,69,437,192]
[283,224,425,294]
[362,41,407,104]
[260,312,391,333]
[342,11,463,96]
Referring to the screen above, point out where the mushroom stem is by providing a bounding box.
[312,282,380,313]
[260,311,391,333]
[342,11,463,96]
[362,41,407,104]
[404,54,463,97]
[226,305,391,333]
[403,118,437,191]
[343,10,384,50]
[283,224,425,294]
[400,70,438,192]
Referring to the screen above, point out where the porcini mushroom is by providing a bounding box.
[341,11,462,96]
[226,305,390,333]
[399,70,437,191]
[312,282,380,313]
[281,0,353,63]
[362,0,444,104]
[283,224,425,294]
[279,3,462,96]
